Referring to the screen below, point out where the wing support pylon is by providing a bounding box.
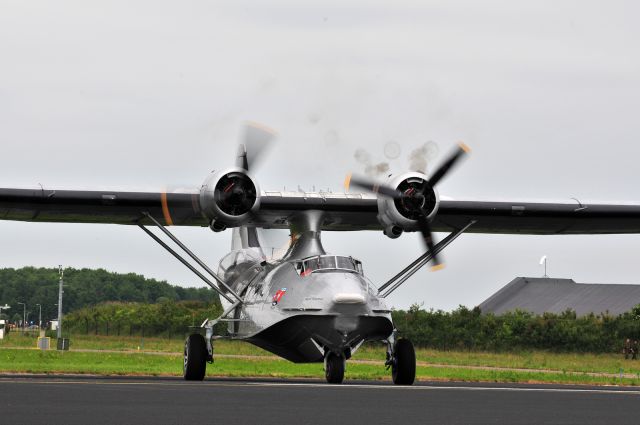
[138,213,243,304]
[378,220,476,298]
[138,213,246,361]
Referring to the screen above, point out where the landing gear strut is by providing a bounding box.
[324,352,345,384]
[184,334,207,381]
[386,334,416,385]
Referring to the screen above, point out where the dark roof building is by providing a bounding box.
[478,277,640,316]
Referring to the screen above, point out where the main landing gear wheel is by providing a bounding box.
[392,338,416,386]
[325,352,345,384]
[184,334,207,381]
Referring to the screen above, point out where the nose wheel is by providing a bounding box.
[184,334,207,381]
[324,352,345,384]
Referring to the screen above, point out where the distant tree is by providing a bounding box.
[64,300,223,338]
[0,267,220,323]
[390,303,640,354]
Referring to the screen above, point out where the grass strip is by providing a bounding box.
[1,349,639,386]
[5,334,640,378]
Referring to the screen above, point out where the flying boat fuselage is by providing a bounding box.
[220,253,394,363]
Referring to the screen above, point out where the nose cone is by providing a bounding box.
[323,273,370,313]
[302,271,372,313]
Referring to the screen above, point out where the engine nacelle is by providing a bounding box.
[377,172,440,235]
[200,167,260,229]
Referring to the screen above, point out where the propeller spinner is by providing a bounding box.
[201,122,278,230]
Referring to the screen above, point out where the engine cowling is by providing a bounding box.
[200,167,260,231]
[377,172,440,235]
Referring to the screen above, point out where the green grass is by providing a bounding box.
[0,333,273,356]
[354,345,640,375]
[5,333,640,374]
[3,333,640,385]
[0,348,638,386]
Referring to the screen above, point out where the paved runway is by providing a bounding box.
[2,375,640,425]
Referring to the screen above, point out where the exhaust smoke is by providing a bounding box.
[408,141,438,173]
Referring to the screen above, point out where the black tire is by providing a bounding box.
[325,352,345,384]
[392,338,416,385]
[183,334,207,381]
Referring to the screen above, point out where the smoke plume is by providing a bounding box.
[408,141,438,173]
[354,148,390,177]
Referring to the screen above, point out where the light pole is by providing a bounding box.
[17,302,26,333]
[539,255,549,278]
[57,266,64,340]
[36,304,42,329]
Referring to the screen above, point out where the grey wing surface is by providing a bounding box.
[433,200,640,234]
[0,187,207,226]
[260,194,640,235]
[2,187,640,235]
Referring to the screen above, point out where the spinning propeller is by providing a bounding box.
[345,143,470,271]
[212,122,277,218]
[237,122,278,172]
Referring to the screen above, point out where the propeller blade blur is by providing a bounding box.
[417,213,444,271]
[428,143,470,187]
[346,174,403,199]
[237,121,278,172]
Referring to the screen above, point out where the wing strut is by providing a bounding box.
[138,212,243,304]
[378,220,476,298]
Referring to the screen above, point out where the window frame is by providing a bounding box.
[297,255,362,276]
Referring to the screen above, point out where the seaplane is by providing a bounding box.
[3,123,640,384]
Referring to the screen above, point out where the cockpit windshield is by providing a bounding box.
[296,255,363,276]
[319,256,336,269]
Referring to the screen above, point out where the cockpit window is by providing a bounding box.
[305,257,320,271]
[336,256,354,270]
[297,255,362,276]
[355,260,363,274]
[319,256,336,269]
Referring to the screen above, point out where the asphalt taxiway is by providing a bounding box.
[1,375,639,425]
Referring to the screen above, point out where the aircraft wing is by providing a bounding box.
[0,187,378,229]
[2,187,640,235]
[432,200,640,235]
[259,193,640,235]
[0,187,207,226]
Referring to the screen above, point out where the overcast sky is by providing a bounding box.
[1,0,640,310]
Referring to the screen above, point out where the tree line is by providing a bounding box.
[0,267,219,324]
[63,300,225,339]
[4,267,640,353]
[392,304,640,353]
[62,299,640,353]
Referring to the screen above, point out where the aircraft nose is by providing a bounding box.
[330,273,369,306]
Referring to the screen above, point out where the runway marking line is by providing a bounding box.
[1,378,640,396]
